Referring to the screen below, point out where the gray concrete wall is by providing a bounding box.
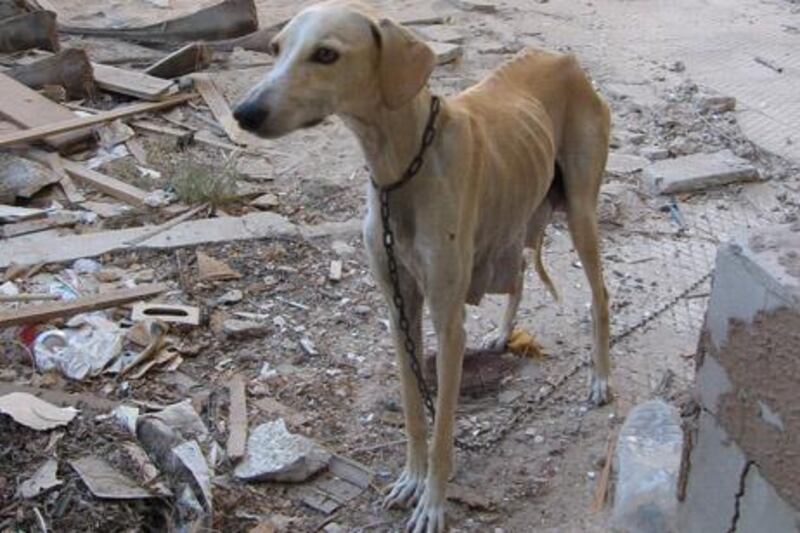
[679,223,800,533]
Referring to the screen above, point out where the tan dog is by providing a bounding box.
[233,2,611,530]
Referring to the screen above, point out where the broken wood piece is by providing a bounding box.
[69,456,154,499]
[1,212,80,238]
[0,392,78,430]
[43,151,85,205]
[0,11,59,53]
[0,92,196,147]
[328,259,343,282]
[131,302,201,326]
[5,48,95,99]
[145,43,214,79]
[591,432,618,513]
[0,205,46,223]
[91,63,175,101]
[192,74,260,146]
[0,283,168,329]
[26,151,150,208]
[60,0,258,44]
[0,293,59,303]
[118,320,166,378]
[0,72,90,150]
[207,21,286,53]
[226,374,248,462]
[196,251,241,281]
[123,203,209,246]
[129,119,253,153]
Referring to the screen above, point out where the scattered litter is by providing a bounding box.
[33,313,124,380]
[0,392,78,430]
[235,419,331,482]
[69,456,154,500]
[18,459,62,499]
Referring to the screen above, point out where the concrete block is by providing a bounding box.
[695,353,732,415]
[678,411,747,533]
[429,41,463,65]
[738,464,800,533]
[642,150,760,194]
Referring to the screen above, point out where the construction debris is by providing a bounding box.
[643,149,760,194]
[91,62,176,101]
[0,10,59,53]
[197,251,241,281]
[59,0,258,44]
[69,456,154,500]
[234,419,332,482]
[5,48,95,98]
[145,43,214,79]
[0,392,78,430]
[131,302,201,326]
[226,374,248,462]
[18,459,62,499]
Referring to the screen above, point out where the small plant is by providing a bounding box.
[169,155,240,206]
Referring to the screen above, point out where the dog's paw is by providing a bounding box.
[587,374,611,407]
[383,469,426,510]
[482,331,510,353]
[407,485,446,533]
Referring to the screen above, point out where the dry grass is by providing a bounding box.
[168,157,240,206]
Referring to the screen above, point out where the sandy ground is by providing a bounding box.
[1,0,800,531]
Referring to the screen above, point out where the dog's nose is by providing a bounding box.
[233,102,269,132]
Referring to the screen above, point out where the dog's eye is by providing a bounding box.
[271,42,280,56]
[311,47,340,65]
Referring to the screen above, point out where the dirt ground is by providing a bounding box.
[2,0,800,532]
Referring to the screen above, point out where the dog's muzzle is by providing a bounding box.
[233,101,269,132]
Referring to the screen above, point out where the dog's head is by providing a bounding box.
[233,1,435,138]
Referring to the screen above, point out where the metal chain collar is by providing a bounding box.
[374,95,442,422]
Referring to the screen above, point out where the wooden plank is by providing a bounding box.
[144,43,213,79]
[0,73,90,150]
[192,74,259,146]
[0,284,169,329]
[42,151,85,205]
[91,63,175,101]
[226,375,248,462]
[0,92,196,147]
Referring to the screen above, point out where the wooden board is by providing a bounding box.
[91,63,175,101]
[0,73,90,150]
[0,92,196,147]
[192,74,260,146]
[226,375,248,462]
[0,284,168,329]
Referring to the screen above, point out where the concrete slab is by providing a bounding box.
[642,150,760,195]
[738,464,800,533]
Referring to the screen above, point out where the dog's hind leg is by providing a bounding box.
[559,96,612,406]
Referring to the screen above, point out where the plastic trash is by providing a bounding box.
[33,313,124,380]
[613,400,682,533]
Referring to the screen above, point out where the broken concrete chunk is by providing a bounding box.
[642,150,760,194]
[18,459,62,499]
[250,193,280,210]
[613,400,682,533]
[223,319,269,338]
[0,153,61,200]
[416,25,466,44]
[640,146,670,161]
[235,419,331,482]
[70,456,154,499]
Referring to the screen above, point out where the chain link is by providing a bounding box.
[374,96,442,423]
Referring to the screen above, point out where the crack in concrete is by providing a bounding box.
[727,460,755,533]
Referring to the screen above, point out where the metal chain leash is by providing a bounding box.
[458,268,715,452]
[374,95,442,422]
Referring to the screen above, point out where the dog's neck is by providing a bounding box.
[340,88,436,190]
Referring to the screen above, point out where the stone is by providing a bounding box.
[640,146,670,161]
[642,150,760,194]
[217,289,244,305]
[251,193,279,210]
[613,400,682,533]
[417,25,466,44]
[235,420,331,482]
[18,459,61,499]
[606,153,649,174]
[223,319,268,338]
[695,94,736,114]
[429,41,463,65]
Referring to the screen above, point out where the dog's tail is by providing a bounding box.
[533,244,560,303]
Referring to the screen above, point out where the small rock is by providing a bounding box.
[299,338,319,356]
[417,25,466,44]
[533,435,545,444]
[696,94,736,114]
[429,41,463,65]
[223,319,269,338]
[73,258,101,274]
[354,305,371,316]
[667,60,685,72]
[448,0,497,13]
[331,240,355,256]
[323,524,345,533]
[498,390,522,405]
[95,267,125,283]
[217,289,244,305]
[234,420,331,482]
[251,193,280,210]
[640,146,670,161]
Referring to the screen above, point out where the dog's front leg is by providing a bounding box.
[409,285,467,533]
[373,266,429,509]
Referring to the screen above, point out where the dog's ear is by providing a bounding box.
[376,18,435,110]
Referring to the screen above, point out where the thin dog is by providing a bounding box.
[233,2,612,531]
